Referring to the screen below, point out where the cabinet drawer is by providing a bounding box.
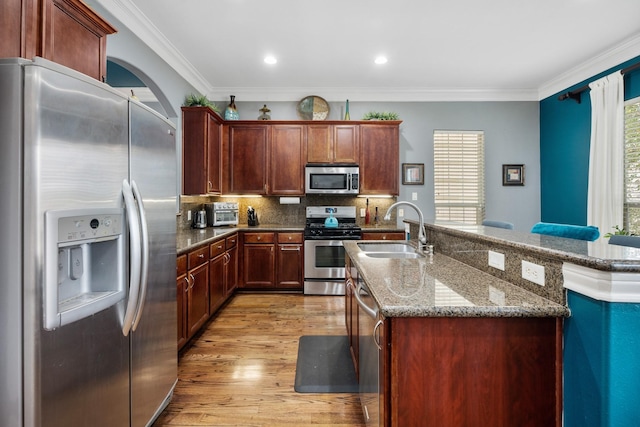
[361,231,405,240]
[277,232,303,244]
[188,246,209,269]
[244,232,275,244]
[209,239,226,258]
[177,254,187,276]
[226,233,238,249]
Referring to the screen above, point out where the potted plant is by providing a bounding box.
[362,111,399,120]
[604,225,635,238]
[183,93,220,113]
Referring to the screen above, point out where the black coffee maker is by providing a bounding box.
[247,206,258,226]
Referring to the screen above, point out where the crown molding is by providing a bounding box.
[94,0,211,95]
[538,32,640,100]
[207,87,540,103]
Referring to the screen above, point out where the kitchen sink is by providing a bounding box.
[357,242,424,258]
[362,252,424,259]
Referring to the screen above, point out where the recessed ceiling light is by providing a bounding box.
[374,56,388,65]
[264,56,277,65]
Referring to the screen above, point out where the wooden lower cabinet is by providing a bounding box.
[176,254,188,349]
[276,232,303,289]
[186,246,209,339]
[381,316,562,426]
[361,231,405,241]
[224,235,238,296]
[241,231,303,290]
[242,232,275,288]
[209,233,238,313]
[209,240,226,314]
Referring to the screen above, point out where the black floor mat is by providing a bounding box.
[294,335,358,393]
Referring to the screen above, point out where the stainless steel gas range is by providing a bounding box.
[303,206,362,295]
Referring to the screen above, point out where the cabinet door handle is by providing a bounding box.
[198,253,205,258]
[188,273,196,290]
[183,277,190,293]
[208,181,213,192]
[373,319,383,351]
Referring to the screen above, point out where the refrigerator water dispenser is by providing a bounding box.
[44,208,126,330]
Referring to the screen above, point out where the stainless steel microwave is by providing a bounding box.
[305,165,359,195]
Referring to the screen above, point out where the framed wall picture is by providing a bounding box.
[402,163,424,185]
[503,164,524,186]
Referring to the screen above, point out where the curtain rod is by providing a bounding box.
[557,61,640,103]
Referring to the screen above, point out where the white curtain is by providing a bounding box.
[587,71,624,238]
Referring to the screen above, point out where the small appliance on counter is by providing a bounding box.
[205,202,239,227]
[193,209,207,229]
[247,206,258,226]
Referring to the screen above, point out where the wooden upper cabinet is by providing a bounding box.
[182,106,223,195]
[359,122,400,195]
[269,125,306,195]
[307,124,359,164]
[1,0,116,82]
[224,125,268,194]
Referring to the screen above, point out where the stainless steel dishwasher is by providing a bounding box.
[354,279,384,426]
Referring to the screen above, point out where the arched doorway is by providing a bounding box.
[105,58,176,119]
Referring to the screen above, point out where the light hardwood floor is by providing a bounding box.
[153,294,366,427]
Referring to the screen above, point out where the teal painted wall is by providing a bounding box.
[564,291,640,426]
[540,56,640,226]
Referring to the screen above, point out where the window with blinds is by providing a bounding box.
[624,97,640,234]
[433,131,485,224]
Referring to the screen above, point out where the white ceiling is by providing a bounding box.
[95,0,640,102]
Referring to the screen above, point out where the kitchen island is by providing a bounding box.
[345,220,640,427]
[343,239,566,427]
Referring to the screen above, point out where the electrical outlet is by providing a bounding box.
[187,210,192,221]
[521,260,545,286]
[412,192,418,201]
[398,208,404,217]
[488,250,505,271]
[360,208,365,217]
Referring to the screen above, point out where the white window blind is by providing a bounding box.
[624,97,640,234]
[433,130,485,224]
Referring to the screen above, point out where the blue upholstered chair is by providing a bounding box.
[482,220,514,230]
[608,234,640,248]
[530,222,600,241]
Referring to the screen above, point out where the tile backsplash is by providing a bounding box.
[177,195,398,230]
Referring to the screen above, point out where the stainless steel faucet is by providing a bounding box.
[384,201,427,251]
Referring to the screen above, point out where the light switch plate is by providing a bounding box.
[488,250,505,271]
[360,208,365,217]
[398,208,404,217]
[412,192,418,201]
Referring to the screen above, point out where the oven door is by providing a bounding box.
[304,239,347,295]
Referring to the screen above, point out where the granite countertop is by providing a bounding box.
[177,224,404,254]
[343,240,569,318]
[177,224,304,254]
[425,220,640,272]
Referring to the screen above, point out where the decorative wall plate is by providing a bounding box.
[297,96,330,120]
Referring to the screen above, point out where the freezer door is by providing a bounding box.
[22,60,131,427]
[129,101,178,426]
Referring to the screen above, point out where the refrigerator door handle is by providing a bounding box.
[130,180,149,331]
[122,179,142,336]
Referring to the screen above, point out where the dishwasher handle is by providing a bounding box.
[354,281,378,319]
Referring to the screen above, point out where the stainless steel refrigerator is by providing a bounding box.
[0,57,177,427]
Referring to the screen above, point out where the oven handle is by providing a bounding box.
[354,281,378,319]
